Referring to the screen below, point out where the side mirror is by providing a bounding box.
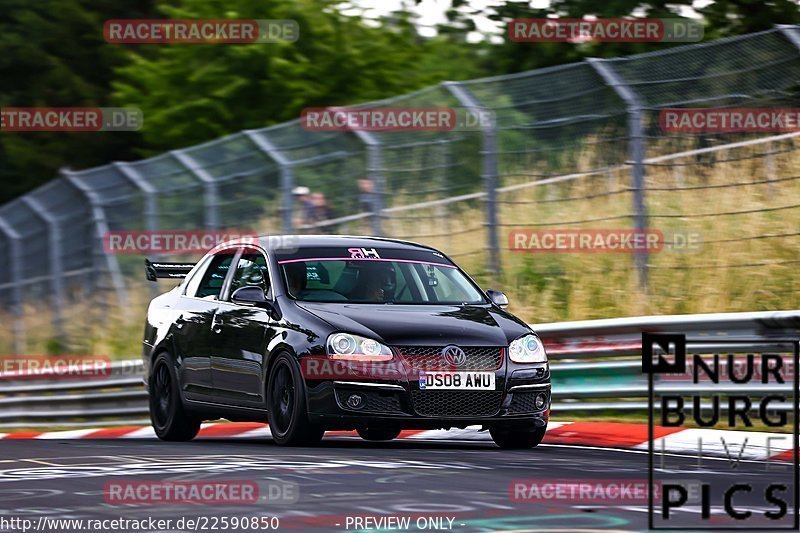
[231,286,268,305]
[486,289,509,308]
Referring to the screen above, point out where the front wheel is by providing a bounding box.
[267,353,324,446]
[149,352,201,441]
[489,425,546,449]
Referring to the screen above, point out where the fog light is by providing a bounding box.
[534,392,547,410]
[346,394,365,409]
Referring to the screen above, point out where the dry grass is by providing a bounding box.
[1,283,158,358]
[388,143,800,324]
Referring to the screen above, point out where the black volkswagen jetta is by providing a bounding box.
[143,235,551,448]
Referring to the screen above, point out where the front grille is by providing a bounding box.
[508,391,548,414]
[411,390,503,417]
[396,346,503,371]
[335,389,404,414]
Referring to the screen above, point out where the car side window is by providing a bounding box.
[190,253,234,299]
[229,249,271,299]
[182,255,212,297]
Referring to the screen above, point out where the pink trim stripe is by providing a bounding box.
[277,257,457,268]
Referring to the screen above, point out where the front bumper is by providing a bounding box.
[305,357,550,430]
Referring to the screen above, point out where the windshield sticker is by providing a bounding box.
[348,247,380,259]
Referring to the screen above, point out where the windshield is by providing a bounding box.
[279,259,486,304]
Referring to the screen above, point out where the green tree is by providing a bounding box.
[0,0,156,204]
[699,0,800,38]
[111,0,485,153]
[484,0,800,74]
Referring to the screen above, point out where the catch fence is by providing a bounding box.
[1,26,799,352]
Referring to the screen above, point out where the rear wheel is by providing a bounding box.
[489,426,546,449]
[149,352,201,441]
[267,353,324,446]
[357,426,401,441]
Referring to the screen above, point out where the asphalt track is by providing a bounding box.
[0,434,796,533]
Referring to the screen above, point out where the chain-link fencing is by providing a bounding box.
[1,25,799,354]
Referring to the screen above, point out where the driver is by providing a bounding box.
[360,264,395,302]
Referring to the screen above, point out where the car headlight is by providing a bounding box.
[326,333,393,361]
[508,334,547,363]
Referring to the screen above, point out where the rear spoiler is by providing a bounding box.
[145,259,195,282]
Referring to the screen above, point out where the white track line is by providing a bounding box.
[122,426,157,439]
[36,429,98,439]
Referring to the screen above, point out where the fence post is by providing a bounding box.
[437,139,451,235]
[0,216,25,353]
[171,150,220,230]
[443,81,501,278]
[588,58,648,290]
[244,130,295,233]
[776,26,800,200]
[777,24,800,50]
[114,162,160,298]
[21,197,65,343]
[351,130,384,236]
[62,170,130,319]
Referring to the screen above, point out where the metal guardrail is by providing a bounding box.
[0,310,797,428]
[538,310,800,359]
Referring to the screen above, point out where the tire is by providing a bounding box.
[267,352,324,446]
[489,425,546,449]
[357,426,401,442]
[149,352,201,441]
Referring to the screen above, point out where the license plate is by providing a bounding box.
[419,371,495,390]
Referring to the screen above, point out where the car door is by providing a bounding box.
[211,246,277,407]
[172,249,236,401]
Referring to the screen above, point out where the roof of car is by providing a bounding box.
[254,234,438,253]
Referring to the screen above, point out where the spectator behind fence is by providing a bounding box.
[292,186,314,229]
[310,192,333,226]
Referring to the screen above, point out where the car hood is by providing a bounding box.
[296,303,531,346]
